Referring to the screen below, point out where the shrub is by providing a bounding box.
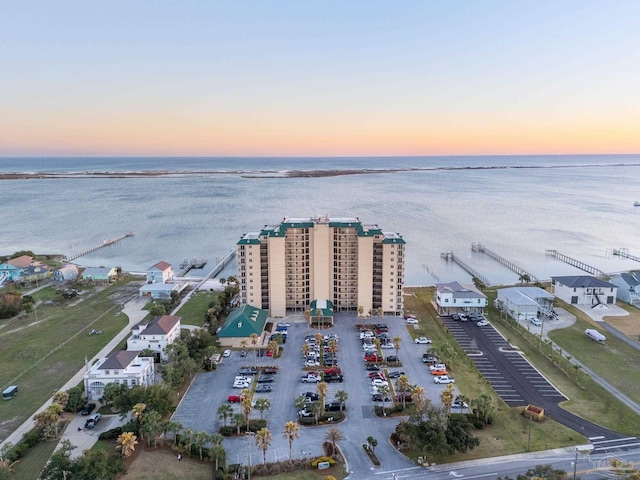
[98,426,122,440]
[219,426,235,437]
[311,456,335,468]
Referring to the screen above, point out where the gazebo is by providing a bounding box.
[309,299,334,327]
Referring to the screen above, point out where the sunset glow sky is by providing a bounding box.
[2,1,640,156]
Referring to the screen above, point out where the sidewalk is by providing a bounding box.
[0,296,149,453]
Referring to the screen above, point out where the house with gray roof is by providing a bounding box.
[496,286,555,321]
[609,272,640,306]
[83,350,155,401]
[54,265,79,282]
[434,281,487,316]
[551,275,617,307]
[127,315,181,361]
[81,266,118,282]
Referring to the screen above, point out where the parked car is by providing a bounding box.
[476,320,490,327]
[452,397,468,409]
[233,381,250,389]
[324,402,342,412]
[262,367,278,375]
[430,368,448,376]
[366,364,380,371]
[298,407,314,417]
[405,318,418,324]
[305,359,320,367]
[404,314,416,320]
[395,393,412,403]
[300,392,319,401]
[276,322,290,328]
[325,374,344,383]
[81,403,96,415]
[422,354,439,364]
[235,376,253,384]
[365,354,380,362]
[434,375,455,384]
[414,337,432,344]
[238,367,258,375]
[381,343,394,349]
[530,318,542,326]
[324,367,342,375]
[84,413,102,429]
[387,370,406,378]
[369,372,385,380]
[301,374,321,383]
[223,349,232,357]
[257,375,274,383]
[371,378,388,387]
[429,363,447,371]
[228,394,244,403]
[385,356,399,363]
[240,350,247,357]
[452,313,460,321]
[371,393,391,402]
[255,385,272,393]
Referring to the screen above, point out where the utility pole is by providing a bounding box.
[573,447,578,480]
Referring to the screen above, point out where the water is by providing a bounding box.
[1,155,640,286]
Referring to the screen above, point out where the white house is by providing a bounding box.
[496,286,555,321]
[127,315,181,361]
[609,272,640,306]
[84,351,155,401]
[53,265,79,282]
[551,276,617,307]
[146,261,174,284]
[434,281,487,315]
[138,282,184,299]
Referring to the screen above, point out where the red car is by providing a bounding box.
[324,367,342,375]
[227,395,244,403]
[365,354,379,362]
[430,368,448,376]
[266,350,273,357]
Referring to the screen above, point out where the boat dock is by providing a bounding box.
[612,248,640,263]
[178,258,208,276]
[545,249,605,276]
[472,243,539,283]
[64,233,134,262]
[441,251,491,286]
[207,249,236,279]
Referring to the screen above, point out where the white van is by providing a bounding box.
[585,329,606,344]
[2,385,18,400]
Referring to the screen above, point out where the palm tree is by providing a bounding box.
[232,413,245,436]
[301,342,311,357]
[456,394,470,414]
[412,386,427,409]
[357,305,364,318]
[267,339,280,358]
[324,426,343,457]
[254,398,271,420]
[116,432,138,458]
[316,382,329,415]
[163,420,182,446]
[132,403,146,426]
[193,431,211,461]
[311,400,323,425]
[327,339,339,355]
[440,384,455,414]
[183,428,195,457]
[378,384,390,415]
[141,409,162,447]
[217,404,234,427]
[335,390,348,412]
[255,428,272,465]
[250,333,259,364]
[315,332,324,346]
[373,338,382,356]
[242,397,253,431]
[376,306,383,318]
[367,436,378,453]
[282,421,300,463]
[315,308,322,328]
[294,395,307,411]
[396,375,411,409]
[393,336,401,357]
[208,436,226,472]
[52,391,69,410]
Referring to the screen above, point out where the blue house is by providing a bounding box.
[0,255,35,283]
[146,261,174,284]
[610,272,640,306]
[54,265,79,282]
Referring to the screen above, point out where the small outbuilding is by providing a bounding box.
[82,266,118,282]
[217,305,269,348]
[54,265,79,282]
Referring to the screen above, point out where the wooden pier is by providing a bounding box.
[64,233,134,262]
[545,250,605,276]
[612,248,640,263]
[208,249,236,279]
[472,243,539,283]
[441,251,491,286]
[178,258,208,276]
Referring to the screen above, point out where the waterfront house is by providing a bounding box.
[84,351,155,401]
[434,281,487,316]
[496,286,555,321]
[81,266,118,282]
[138,282,184,299]
[127,315,181,361]
[54,265,79,282]
[217,304,269,348]
[0,255,37,282]
[551,275,617,307]
[146,261,174,284]
[609,272,640,306]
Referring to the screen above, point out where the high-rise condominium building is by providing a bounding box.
[237,215,405,318]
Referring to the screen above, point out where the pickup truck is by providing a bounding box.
[434,375,455,384]
[301,374,321,383]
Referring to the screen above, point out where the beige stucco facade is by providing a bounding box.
[237,216,405,318]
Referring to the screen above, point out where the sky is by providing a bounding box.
[2,1,640,157]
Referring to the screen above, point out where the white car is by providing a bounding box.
[305,360,320,367]
[429,363,447,371]
[434,375,455,384]
[371,378,388,387]
[234,376,253,384]
[476,320,490,327]
[301,374,321,383]
[530,318,542,326]
[405,318,418,324]
[223,349,232,357]
[233,381,250,389]
[380,343,394,349]
[414,337,432,344]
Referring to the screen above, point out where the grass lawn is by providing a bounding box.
[253,467,348,480]
[12,439,58,480]
[0,279,132,441]
[175,291,219,326]
[122,448,212,480]
[547,303,640,405]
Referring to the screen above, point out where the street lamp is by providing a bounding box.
[246,431,254,480]
[573,447,578,480]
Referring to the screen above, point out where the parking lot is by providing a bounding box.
[170,311,462,469]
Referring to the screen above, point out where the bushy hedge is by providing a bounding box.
[98,426,122,440]
[298,411,345,426]
[4,428,41,461]
[219,419,267,436]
